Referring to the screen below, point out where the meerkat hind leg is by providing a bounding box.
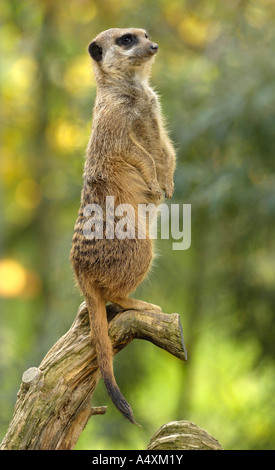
[111,297,162,313]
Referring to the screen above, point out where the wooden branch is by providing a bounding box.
[147,420,223,451]
[0,302,187,450]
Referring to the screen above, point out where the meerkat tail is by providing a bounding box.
[85,287,139,426]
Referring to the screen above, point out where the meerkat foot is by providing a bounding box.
[147,180,162,199]
[164,181,174,199]
[111,297,162,313]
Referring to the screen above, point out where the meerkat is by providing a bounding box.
[70,28,176,425]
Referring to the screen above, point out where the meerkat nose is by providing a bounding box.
[150,43,159,54]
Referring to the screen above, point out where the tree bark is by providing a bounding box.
[0,302,187,450]
[147,420,223,450]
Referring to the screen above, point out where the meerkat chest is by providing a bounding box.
[133,96,161,141]
[142,86,159,111]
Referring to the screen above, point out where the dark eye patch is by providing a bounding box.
[88,41,103,61]
[116,33,138,48]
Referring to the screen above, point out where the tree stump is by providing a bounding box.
[0,302,187,450]
[147,420,223,450]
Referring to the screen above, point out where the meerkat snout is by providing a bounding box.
[150,43,158,54]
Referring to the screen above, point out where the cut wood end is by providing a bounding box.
[22,367,43,386]
[89,406,107,416]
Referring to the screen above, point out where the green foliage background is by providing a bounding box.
[1,0,275,450]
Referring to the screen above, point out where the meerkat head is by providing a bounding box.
[88,28,158,82]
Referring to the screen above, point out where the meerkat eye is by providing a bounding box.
[145,33,149,39]
[122,34,133,44]
[116,34,137,47]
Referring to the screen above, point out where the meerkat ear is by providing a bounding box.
[88,41,103,62]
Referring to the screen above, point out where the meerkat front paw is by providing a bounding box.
[148,180,162,199]
[164,181,174,199]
